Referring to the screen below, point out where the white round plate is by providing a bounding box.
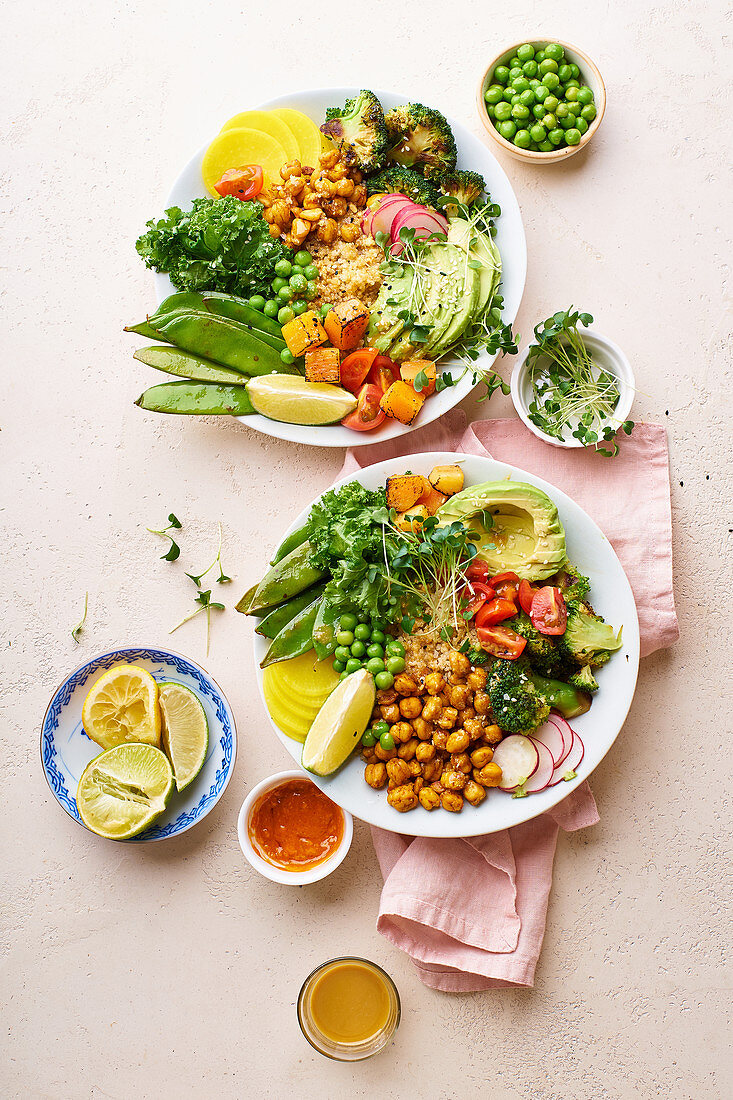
[253,452,639,837]
[41,646,237,841]
[156,87,527,448]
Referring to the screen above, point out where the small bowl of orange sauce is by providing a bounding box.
[237,770,352,885]
[298,957,401,1061]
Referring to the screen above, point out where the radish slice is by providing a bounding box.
[390,205,448,253]
[492,736,539,792]
[369,196,415,238]
[525,738,556,792]
[547,713,573,765]
[530,721,566,766]
[547,732,585,786]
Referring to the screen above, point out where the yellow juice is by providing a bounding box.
[309,961,392,1045]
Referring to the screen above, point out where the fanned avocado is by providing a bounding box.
[447,218,501,318]
[368,265,414,352]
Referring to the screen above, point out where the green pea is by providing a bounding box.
[288,272,308,295]
[280,349,295,365]
[517,43,535,62]
[575,116,589,135]
[294,250,312,266]
[371,630,386,645]
[569,63,580,79]
[502,86,514,102]
[340,613,357,631]
[565,78,580,89]
[277,306,294,324]
[522,59,538,78]
[277,285,292,303]
[545,42,564,62]
[532,103,546,120]
[529,78,541,89]
[370,622,387,636]
[303,264,319,281]
[375,672,395,692]
[565,85,579,102]
[548,127,565,146]
[513,129,532,149]
[263,299,279,318]
[339,670,350,681]
[530,123,547,143]
[558,64,573,83]
[345,657,362,674]
[386,639,405,656]
[497,120,517,140]
[493,64,510,85]
[336,630,354,646]
[366,643,384,659]
[511,76,529,93]
[559,114,576,130]
[333,659,345,673]
[361,730,376,748]
[494,101,512,122]
[537,140,554,152]
[354,623,371,641]
[510,94,521,105]
[350,640,366,659]
[519,88,536,107]
[577,85,594,105]
[372,720,389,738]
[274,259,293,278]
[320,303,333,318]
[272,277,288,293]
[385,656,405,675]
[484,84,504,105]
[543,94,559,112]
[511,103,530,121]
[556,102,570,119]
[540,58,558,76]
[508,56,521,69]
[541,113,557,130]
[248,294,266,311]
[334,645,351,663]
[535,49,546,63]
[305,281,318,301]
[366,657,385,676]
[542,71,560,91]
[509,66,523,81]
[565,127,581,146]
[292,299,308,316]
[580,103,596,122]
[378,730,395,750]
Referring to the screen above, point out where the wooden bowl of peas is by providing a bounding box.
[477,39,606,163]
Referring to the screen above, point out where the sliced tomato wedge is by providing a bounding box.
[339,349,379,394]
[529,586,567,635]
[495,580,519,603]
[214,164,263,200]
[476,624,527,660]
[366,355,398,395]
[460,580,496,618]
[475,598,518,628]
[489,571,520,586]
[466,558,490,582]
[341,382,385,431]
[518,579,536,616]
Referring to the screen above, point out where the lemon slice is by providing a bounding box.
[77,743,174,840]
[82,665,161,751]
[247,375,357,426]
[301,669,376,776]
[158,682,208,792]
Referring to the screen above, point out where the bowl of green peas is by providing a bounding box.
[477,39,605,163]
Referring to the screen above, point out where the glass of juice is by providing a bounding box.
[297,957,401,1061]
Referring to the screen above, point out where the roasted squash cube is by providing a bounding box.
[400,360,436,396]
[428,464,464,495]
[379,380,425,425]
[304,347,341,383]
[281,311,327,357]
[418,484,448,515]
[386,474,426,512]
[323,298,369,351]
[395,505,429,533]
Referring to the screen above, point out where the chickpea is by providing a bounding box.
[362,749,377,764]
[448,684,470,709]
[432,729,449,752]
[340,222,361,243]
[353,183,368,206]
[394,673,419,696]
[262,206,276,224]
[387,784,418,813]
[319,149,340,168]
[449,651,471,677]
[391,721,413,744]
[334,178,355,197]
[386,758,411,786]
[371,705,382,721]
[484,724,503,744]
[316,217,338,244]
[380,704,400,724]
[430,781,446,795]
[475,762,502,787]
[422,759,443,782]
[421,696,442,722]
[457,707,476,725]
[413,776,424,795]
[464,780,487,807]
[268,224,282,238]
[376,688,398,705]
[399,697,423,720]
[436,706,459,731]
[441,791,464,813]
[464,718,487,741]
[374,742,396,762]
[466,667,488,691]
[302,191,321,210]
[407,759,422,778]
[299,208,322,224]
[442,769,467,792]
[470,745,494,768]
[324,197,348,219]
[424,672,445,695]
[397,738,419,761]
[364,762,387,789]
[280,159,302,179]
[291,218,310,243]
[271,200,290,227]
[451,753,472,775]
[473,691,491,716]
[415,742,436,764]
[412,717,433,741]
[446,729,470,755]
[419,787,440,811]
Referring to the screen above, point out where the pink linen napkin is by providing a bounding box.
[339,412,679,991]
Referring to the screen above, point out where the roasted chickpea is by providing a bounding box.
[470,745,494,768]
[422,759,444,782]
[430,780,446,795]
[386,757,411,786]
[407,759,422,778]
[441,791,464,813]
[364,762,387,789]
[424,672,445,695]
[451,752,472,775]
[374,742,396,762]
[483,724,503,744]
[448,684,470,709]
[432,729,449,752]
[464,780,487,806]
[419,787,440,811]
[399,697,423,720]
[352,183,368,206]
[412,717,434,741]
[339,222,360,243]
[387,783,418,812]
[376,688,398,705]
[445,729,470,755]
[464,718,487,741]
[415,742,436,764]
[319,149,339,168]
[316,217,338,243]
[394,673,419,696]
[391,721,413,744]
[473,691,491,716]
[475,762,502,787]
[449,651,471,677]
[413,776,424,795]
[442,769,467,792]
[422,697,443,722]
[466,667,488,691]
[397,738,419,761]
[380,704,400,724]
[436,706,459,730]
[457,707,476,725]
[334,178,355,197]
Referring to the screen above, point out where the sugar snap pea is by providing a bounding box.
[201,293,286,340]
[153,312,286,376]
[133,346,247,385]
[134,380,255,415]
[269,522,310,566]
[526,672,591,718]
[237,541,326,616]
[259,595,323,667]
[255,582,326,639]
[312,598,339,660]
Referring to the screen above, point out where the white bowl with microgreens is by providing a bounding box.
[511,326,635,450]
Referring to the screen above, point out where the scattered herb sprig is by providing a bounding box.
[170,589,225,657]
[71,592,89,644]
[185,523,231,586]
[147,513,183,561]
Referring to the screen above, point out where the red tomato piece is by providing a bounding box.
[489,571,520,586]
[366,355,399,395]
[341,382,385,431]
[518,579,536,616]
[465,558,490,582]
[460,580,496,619]
[529,586,568,635]
[495,581,519,604]
[339,349,379,394]
[475,598,518,628]
[476,625,527,660]
[214,165,263,200]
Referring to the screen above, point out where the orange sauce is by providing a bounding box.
[248,778,344,871]
[309,961,391,1044]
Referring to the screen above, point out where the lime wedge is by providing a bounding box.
[77,743,174,840]
[158,682,209,792]
[247,375,357,425]
[301,669,376,776]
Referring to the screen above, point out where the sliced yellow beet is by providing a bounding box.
[202,127,286,195]
[219,110,299,161]
[262,652,339,744]
[268,108,323,170]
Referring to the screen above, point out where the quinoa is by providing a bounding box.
[310,227,383,308]
[399,619,472,678]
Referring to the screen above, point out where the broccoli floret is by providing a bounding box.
[440,170,486,209]
[554,563,590,605]
[566,665,599,694]
[385,103,458,179]
[511,613,566,679]
[365,166,441,207]
[558,603,623,668]
[488,659,550,735]
[466,646,490,666]
[322,90,388,173]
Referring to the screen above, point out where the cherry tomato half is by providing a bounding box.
[340,348,379,394]
[495,581,519,604]
[460,580,497,618]
[214,164,263,201]
[466,558,490,582]
[366,355,399,395]
[489,571,520,586]
[476,624,527,660]
[518,579,536,616]
[475,597,518,628]
[529,586,567,635]
[341,382,385,431]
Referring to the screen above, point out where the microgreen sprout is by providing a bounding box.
[71,592,88,644]
[147,513,182,561]
[185,523,231,587]
[170,589,225,657]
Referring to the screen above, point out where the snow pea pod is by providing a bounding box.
[255,582,326,639]
[134,380,254,415]
[201,293,285,339]
[269,522,310,566]
[259,594,323,668]
[133,346,247,385]
[237,541,326,616]
[153,312,286,375]
[527,672,591,718]
[312,598,339,660]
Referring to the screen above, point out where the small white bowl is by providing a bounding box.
[237,770,353,885]
[510,329,635,449]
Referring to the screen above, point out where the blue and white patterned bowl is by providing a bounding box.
[40,646,237,841]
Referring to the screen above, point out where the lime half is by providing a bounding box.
[301,669,376,776]
[77,743,174,840]
[159,682,209,792]
[247,375,357,425]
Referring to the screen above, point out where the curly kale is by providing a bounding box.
[385,103,457,179]
[488,659,550,735]
[365,166,441,207]
[135,196,290,298]
[306,482,389,571]
[322,90,388,172]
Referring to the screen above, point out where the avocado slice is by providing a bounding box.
[447,219,502,319]
[437,480,567,581]
[368,265,414,352]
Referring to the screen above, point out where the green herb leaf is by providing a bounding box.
[71,592,89,644]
